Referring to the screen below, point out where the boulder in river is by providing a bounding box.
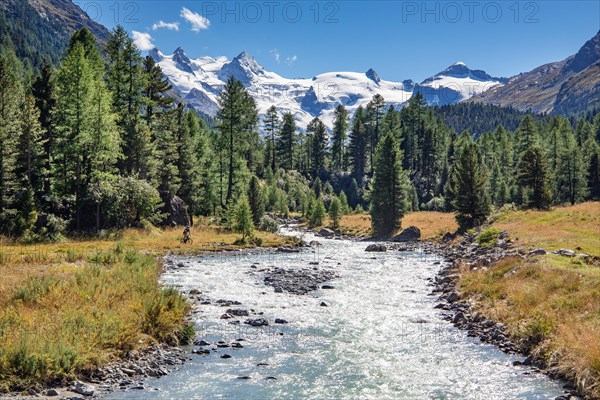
[245,318,269,327]
[318,228,335,237]
[73,381,94,396]
[392,226,421,242]
[365,244,387,252]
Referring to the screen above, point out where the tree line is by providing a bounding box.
[0,27,598,240]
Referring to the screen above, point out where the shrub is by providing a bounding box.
[258,215,278,233]
[477,227,502,247]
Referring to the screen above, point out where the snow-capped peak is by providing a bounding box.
[217,51,266,85]
[151,46,508,130]
[366,68,381,84]
[454,61,467,66]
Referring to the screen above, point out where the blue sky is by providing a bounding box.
[77,1,599,82]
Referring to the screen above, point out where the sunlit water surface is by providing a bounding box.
[111,228,563,399]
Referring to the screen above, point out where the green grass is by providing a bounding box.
[0,246,191,392]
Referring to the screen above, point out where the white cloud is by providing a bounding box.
[132,31,155,51]
[285,55,298,66]
[180,7,210,31]
[270,49,280,64]
[152,20,180,31]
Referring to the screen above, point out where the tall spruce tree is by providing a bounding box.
[277,112,295,170]
[217,76,258,205]
[331,104,348,172]
[518,146,552,209]
[449,141,490,230]
[370,133,409,237]
[365,94,386,172]
[349,106,368,184]
[263,105,279,171]
[0,54,21,217]
[247,175,264,225]
[31,65,56,206]
[307,117,327,178]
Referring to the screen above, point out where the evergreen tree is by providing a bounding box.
[518,146,552,209]
[365,94,386,172]
[17,94,46,205]
[175,105,201,216]
[0,55,21,216]
[349,106,368,184]
[514,115,539,164]
[309,198,326,227]
[247,175,265,225]
[217,76,258,205]
[142,56,173,126]
[263,105,279,171]
[449,141,490,230]
[328,196,341,228]
[277,112,295,170]
[330,104,348,172]
[54,33,121,230]
[31,64,56,205]
[582,138,600,200]
[555,144,587,205]
[232,195,253,240]
[307,117,327,178]
[370,133,409,237]
[339,191,350,214]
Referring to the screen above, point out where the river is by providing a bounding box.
[110,228,564,399]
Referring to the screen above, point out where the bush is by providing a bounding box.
[422,196,446,211]
[477,227,502,247]
[258,215,278,233]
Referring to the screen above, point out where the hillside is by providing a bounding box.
[0,0,109,71]
[469,31,600,116]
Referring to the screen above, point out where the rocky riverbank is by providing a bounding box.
[429,232,588,400]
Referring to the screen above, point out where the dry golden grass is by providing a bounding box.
[337,211,457,239]
[460,202,600,398]
[0,219,292,392]
[493,202,600,257]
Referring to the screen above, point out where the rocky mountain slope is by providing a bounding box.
[469,31,600,115]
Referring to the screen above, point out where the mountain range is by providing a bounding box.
[151,47,508,129]
[2,0,598,126]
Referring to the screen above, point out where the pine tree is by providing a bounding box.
[307,117,327,178]
[555,144,587,205]
[582,139,600,200]
[142,56,173,126]
[263,105,279,171]
[0,55,21,218]
[370,133,409,237]
[31,65,56,206]
[365,94,386,172]
[154,110,180,200]
[518,146,552,209]
[449,141,490,230]
[514,115,539,164]
[217,76,258,205]
[339,191,350,214]
[309,198,326,227]
[17,95,46,205]
[277,112,295,170]
[175,105,201,216]
[330,104,348,172]
[232,195,253,240]
[328,196,341,229]
[54,31,121,230]
[248,175,264,225]
[349,106,367,184]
